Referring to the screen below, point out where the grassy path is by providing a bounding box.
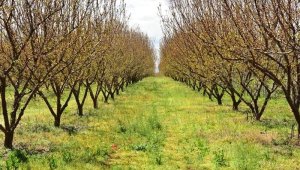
[105,77,300,169]
[1,77,300,169]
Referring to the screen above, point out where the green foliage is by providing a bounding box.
[232,143,263,170]
[62,151,73,163]
[117,120,127,133]
[82,147,110,164]
[196,139,209,161]
[30,123,52,133]
[48,156,58,170]
[213,149,227,168]
[155,154,163,165]
[132,144,147,152]
[5,150,28,170]
[61,125,79,136]
[148,114,162,130]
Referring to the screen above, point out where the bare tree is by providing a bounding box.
[0,0,66,148]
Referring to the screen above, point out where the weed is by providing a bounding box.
[277,145,294,157]
[261,119,293,130]
[133,122,151,137]
[132,144,147,152]
[232,143,262,170]
[30,124,52,133]
[148,114,162,130]
[5,150,28,170]
[213,149,227,167]
[62,151,73,163]
[263,151,272,161]
[82,148,110,164]
[155,154,163,165]
[82,149,97,163]
[117,120,127,133]
[196,139,209,161]
[61,125,79,135]
[271,137,290,146]
[48,156,58,170]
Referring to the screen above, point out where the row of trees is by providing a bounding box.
[160,0,300,137]
[0,0,154,149]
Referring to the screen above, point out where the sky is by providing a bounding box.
[125,0,168,72]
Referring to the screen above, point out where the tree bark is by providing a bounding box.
[203,88,207,96]
[211,86,225,105]
[0,77,13,149]
[255,113,263,121]
[217,97,223,105]
[4,130,14,149]
[232,101,240,111]
[78,105,83,117]
[92,98,99,109]
[298,123,300,139]
[54,115,61,127]
[88,85,101,109]
[72,83,89,116]
[110,92,115,100]
[230,93,241,111]
[104,95,109,103]
[290,106,300,139]
[102,89,110,103]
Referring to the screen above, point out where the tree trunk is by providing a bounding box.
[217,97,222,105]
[291,107,300,139]
[298,123,300,139]
[207,90,213,101]
[230,93,240,111]
[54,115,61,127]
[1,78,14,149]
[208,94,213,101]
[72,84,89,117]
[116,88,120,95]
[89,87,100,109]
[248,104,262,121]
[285,96,300,138]
[110,92,115,100]
[255,113,262,121]
[104,94,109,103]
[232,102,240,111]
[197,87,201,92]
[92,98,99,109]
[55,95,62,127]
[78,105,83,117]
[192,84,196,90]
[4,130,14,149]
[102,90,109,103]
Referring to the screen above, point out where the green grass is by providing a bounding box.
[0,77,300,169]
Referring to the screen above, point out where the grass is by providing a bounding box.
[0,76,300,169]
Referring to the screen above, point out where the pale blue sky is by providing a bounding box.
[126,0,168,72]
[126,0,168,49]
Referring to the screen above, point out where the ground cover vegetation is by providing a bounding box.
[0,77,299,169]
